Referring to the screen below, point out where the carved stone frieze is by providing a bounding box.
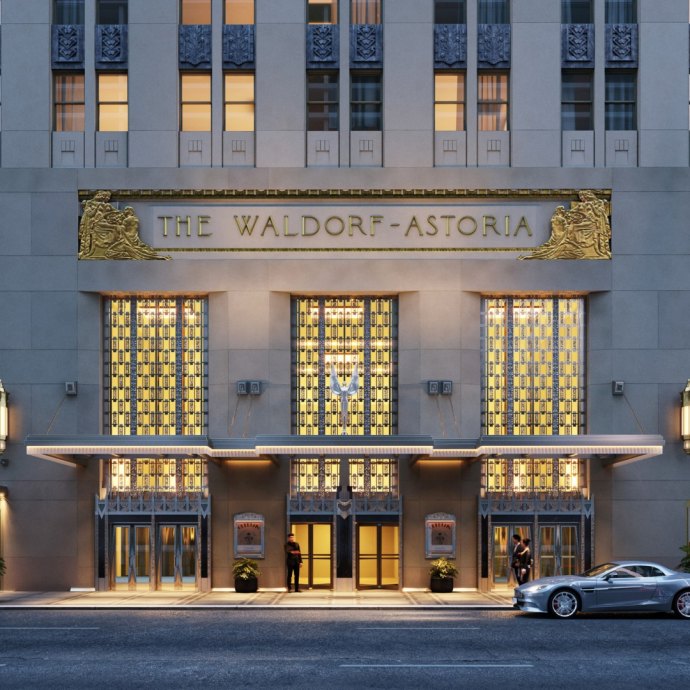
[51,25,84,68]
[561,24,594,67]
[179,24,212,69]
[605,24,638,66]
[78,191,170,261]
[521,190,611,260]
[350,24,383,66]
[478,24,510,68]
[307,25,339,67]
[434,24,467,68]
[96,25,128,67]
[223,25,255,68]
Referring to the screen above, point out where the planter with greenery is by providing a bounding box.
[429,557,458,593]
[232,558,261,593]
[679,545,690,573]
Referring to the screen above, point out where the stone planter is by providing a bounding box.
[234,577,258,593]
[429,576,454,593]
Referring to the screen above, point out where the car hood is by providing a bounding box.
[518,575,585,590]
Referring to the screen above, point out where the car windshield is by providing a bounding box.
[580,563,617,577]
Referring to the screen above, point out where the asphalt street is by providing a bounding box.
[0,608,688,689]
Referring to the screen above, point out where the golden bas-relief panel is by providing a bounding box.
[78,191,170,260]
[520,190,611,260]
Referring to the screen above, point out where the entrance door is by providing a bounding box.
[538,525,578,578]
[357,523,399,589]
[159,525,197,590]
[112,525,150,589]
[492,525,531,587]
[291,523,333,589]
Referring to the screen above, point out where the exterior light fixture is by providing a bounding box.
[0,380,8,452]
[682,380,690,454]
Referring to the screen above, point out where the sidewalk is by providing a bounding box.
[0,588,514,610]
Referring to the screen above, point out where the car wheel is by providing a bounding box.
[672,590,690,619]
[548,589,579,619]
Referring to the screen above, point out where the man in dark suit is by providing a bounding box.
[285,532,303,592]
[511,533,522,584]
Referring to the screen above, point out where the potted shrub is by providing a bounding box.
[679,545,690,573]
[232,558,260,593]
[429,557,458,593]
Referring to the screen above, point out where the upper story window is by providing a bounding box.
[292,297,397,436]
[307,72,339,131]
[224,73,255,131]
[478,0,509,24]
[351,73,382,131]
[605,71,636,130]
[225,0,254,24]
[434,1,466,24]
[97,0,128,24]
[562,71,593,130]
[435,72,465,131]
[181,73,211,131]
[351,0,381,24]
[104,297,208,436]
[309,0,338,24]
[561,0,592,23]
[54,0,84,24]
[606,0,636,23]
[98,73,128,131]
[54,73,85,131]
[181,0,211,24]
[478,72,508,131]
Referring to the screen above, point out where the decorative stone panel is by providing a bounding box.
[350,24,382,67]
[478,24,510,68]
[223,25,255,69]
[434,24,467,68]
[605,24,638,67]
[561,24,594,68]
[96,25,128,69]
[52,25,85,69]
[179,24,212,69]
[307,25,339,68]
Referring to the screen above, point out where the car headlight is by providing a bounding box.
[522,584,550,593]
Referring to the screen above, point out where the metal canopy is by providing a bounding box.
[25,433,664,468]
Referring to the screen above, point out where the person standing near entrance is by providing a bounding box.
[511,534,522,584]
[518,537,532,585]
[285,532,303,592]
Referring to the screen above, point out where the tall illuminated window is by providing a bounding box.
[98,73,128,131]
[224,73,255,131]
[104,297,208,436]
[181,73,211,131]
[481,297,586,494]
[181,0,210,24]
[54,74,85,131]
[225,0,254,23]
[478,72,508,131]
[292,297,397,436]
[435,72,465,131]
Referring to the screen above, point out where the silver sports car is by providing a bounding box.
[513,561,690,619]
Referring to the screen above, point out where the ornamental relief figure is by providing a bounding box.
[78,191,169,260]
[521,190,611,260]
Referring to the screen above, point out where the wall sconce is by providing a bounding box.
[237,380,262,396]
[682,380,690,454]
[0,380,8,452]
[426,380,453,396]
[0,485,8,499]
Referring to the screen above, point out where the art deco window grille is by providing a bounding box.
[349,458,398,495]
[291,457,398,496]
[292,296,397,436]
[291,458,340,495]
[481,297,586,495]
[104,297,208,436]
[108,457,207,495]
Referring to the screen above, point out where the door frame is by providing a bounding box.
[290,521,334,590]
[355,518,400,590]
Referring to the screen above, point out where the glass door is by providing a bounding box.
[538,525,578,578]
[292,523,333,589]
[357,523,399,589]
[112,525,150,589]
[158,525,197,589]
[492,524,530,587]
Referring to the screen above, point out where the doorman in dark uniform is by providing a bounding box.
[285,532,303,592]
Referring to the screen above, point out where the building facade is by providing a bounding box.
[0,0,687,593]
